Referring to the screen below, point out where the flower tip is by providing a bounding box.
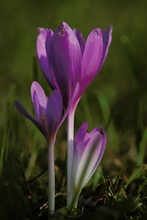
[31,80,38,92]
[97,126,105,135]
[61,21,69,27]
[109,26,113,39]
[31,80,38,85]
[83,120,88,128]
[14,100,26,116]
[109,25,113,31]
[58,21,69,36]
[37,27,41,32]
[14,100,24,113]
[97,126,106,147]
[91,28,102,40]
[58,23,66,36]
[30,81,45,102]
[37,27,44,34]
[58,21,72,33]
[107,26,113,37]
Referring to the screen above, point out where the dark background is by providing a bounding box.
[0,0,147,218]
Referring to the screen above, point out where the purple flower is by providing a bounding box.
[37,22,112,108]
[15,81,63,142]
[71,121,106,207]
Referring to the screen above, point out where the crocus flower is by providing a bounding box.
[15,81,63,142]
[71,121,106,208]
[37,22,112,206]
[37,22,112,109]
[15,81,64,213]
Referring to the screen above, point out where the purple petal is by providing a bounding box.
[98,26,112,71]
[46,90,63,139]
[15,100,46,138]
[72,121,88,185]
[81,28,103,81]
[75,126,106,190]
[37,28,55,89]
[73,29,85,54]
[31,81,47,120]
[73,121,90,180]
[75,121,88,143]
[76,27,112,102]
[76,29,103,101]
[47,22,82,107]
[89,127,106,176]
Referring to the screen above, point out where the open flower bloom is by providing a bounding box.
[71,121,106,207]
[37,22,112,108]
[15,81,63,142]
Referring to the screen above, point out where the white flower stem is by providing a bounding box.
[48,140,55,214]
[67,108,75,206]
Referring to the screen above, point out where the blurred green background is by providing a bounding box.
[0,0,147,219]
[1,0,147,146]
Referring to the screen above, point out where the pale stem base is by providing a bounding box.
[48,141,55,214]
[67,109,75,206]
[71,191,80,208]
